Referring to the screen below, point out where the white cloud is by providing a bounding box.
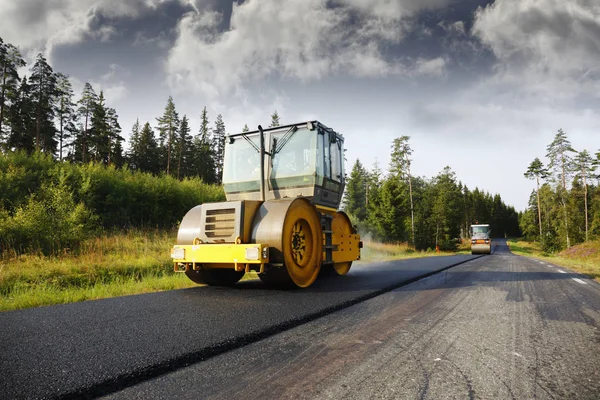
[472,0,600,99]
[412,57,447,77]
[166,0,450,97]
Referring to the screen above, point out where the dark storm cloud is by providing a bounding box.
[51,1,197,84]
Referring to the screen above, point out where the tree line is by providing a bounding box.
[0,36,284,185]
[521,129,600,252]
[344,136,520,251]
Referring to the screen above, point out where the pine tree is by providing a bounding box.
[575,150,596,241]
[54,73,76,161]
[524,157,549,240]
[546,129,575,248]
[269,110,280,127]
[156,96,179,175]
[0,38,26,150]
[75,83,98,163]
[29,53,58,154]
[212,114,226,184]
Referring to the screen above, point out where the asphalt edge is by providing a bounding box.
[58,254,484,400]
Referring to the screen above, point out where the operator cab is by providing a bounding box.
[471,224,491,240]
[223,121,345,209]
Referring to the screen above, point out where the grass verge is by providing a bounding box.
[507,238,600,283]
[1,233,466,312]
[0,230,197,311]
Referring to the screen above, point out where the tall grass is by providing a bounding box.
[0,229,197,311]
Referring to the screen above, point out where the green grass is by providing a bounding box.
[0,229,198,311]
[507,238,600,283]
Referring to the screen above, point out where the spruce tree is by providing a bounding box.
[344,159,368,221]
[269,110,280,127]
[390,136,415,246]
[127,119,141,170]
[137,121,159,174]
[106,107,123,166]
[191,106,216,183]
[90,91,110,163]
[212,114,226,184]
[175,115,193,179]
[7,76,35,153]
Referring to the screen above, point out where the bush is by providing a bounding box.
[0,151,225,255]
[0,176,96,254]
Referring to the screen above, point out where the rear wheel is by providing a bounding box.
[331,211,353,276]
[185,265,244,286]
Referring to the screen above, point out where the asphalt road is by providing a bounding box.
[1,252,477,399]
[105,241,600,400]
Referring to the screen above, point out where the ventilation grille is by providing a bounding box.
[204,208,236,238]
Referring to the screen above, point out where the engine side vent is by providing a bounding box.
[199,201,243,243]
[204,208,236,238]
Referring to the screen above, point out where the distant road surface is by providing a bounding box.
[2,240,599,399]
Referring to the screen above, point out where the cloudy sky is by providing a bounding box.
[1,0,599,211]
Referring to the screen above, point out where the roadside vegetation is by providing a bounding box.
[0,230,198,311]
[1,235,466,311]
[508,238,600,283]
[0,153,224,311]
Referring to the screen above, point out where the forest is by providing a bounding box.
[343,136,520,251]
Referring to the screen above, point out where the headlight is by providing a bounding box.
[245,247,259,260]
[171,247,185,259]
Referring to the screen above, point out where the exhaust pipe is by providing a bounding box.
[258,125,266,202]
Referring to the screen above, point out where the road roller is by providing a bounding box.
[170,121,361,288]
[470,224,492,255]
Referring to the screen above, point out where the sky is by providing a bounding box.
[0,0,599,211]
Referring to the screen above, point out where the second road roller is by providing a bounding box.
[170,121,362,288]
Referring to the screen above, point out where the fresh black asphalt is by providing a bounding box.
[0,254,479,399]
[108,241,600,400]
